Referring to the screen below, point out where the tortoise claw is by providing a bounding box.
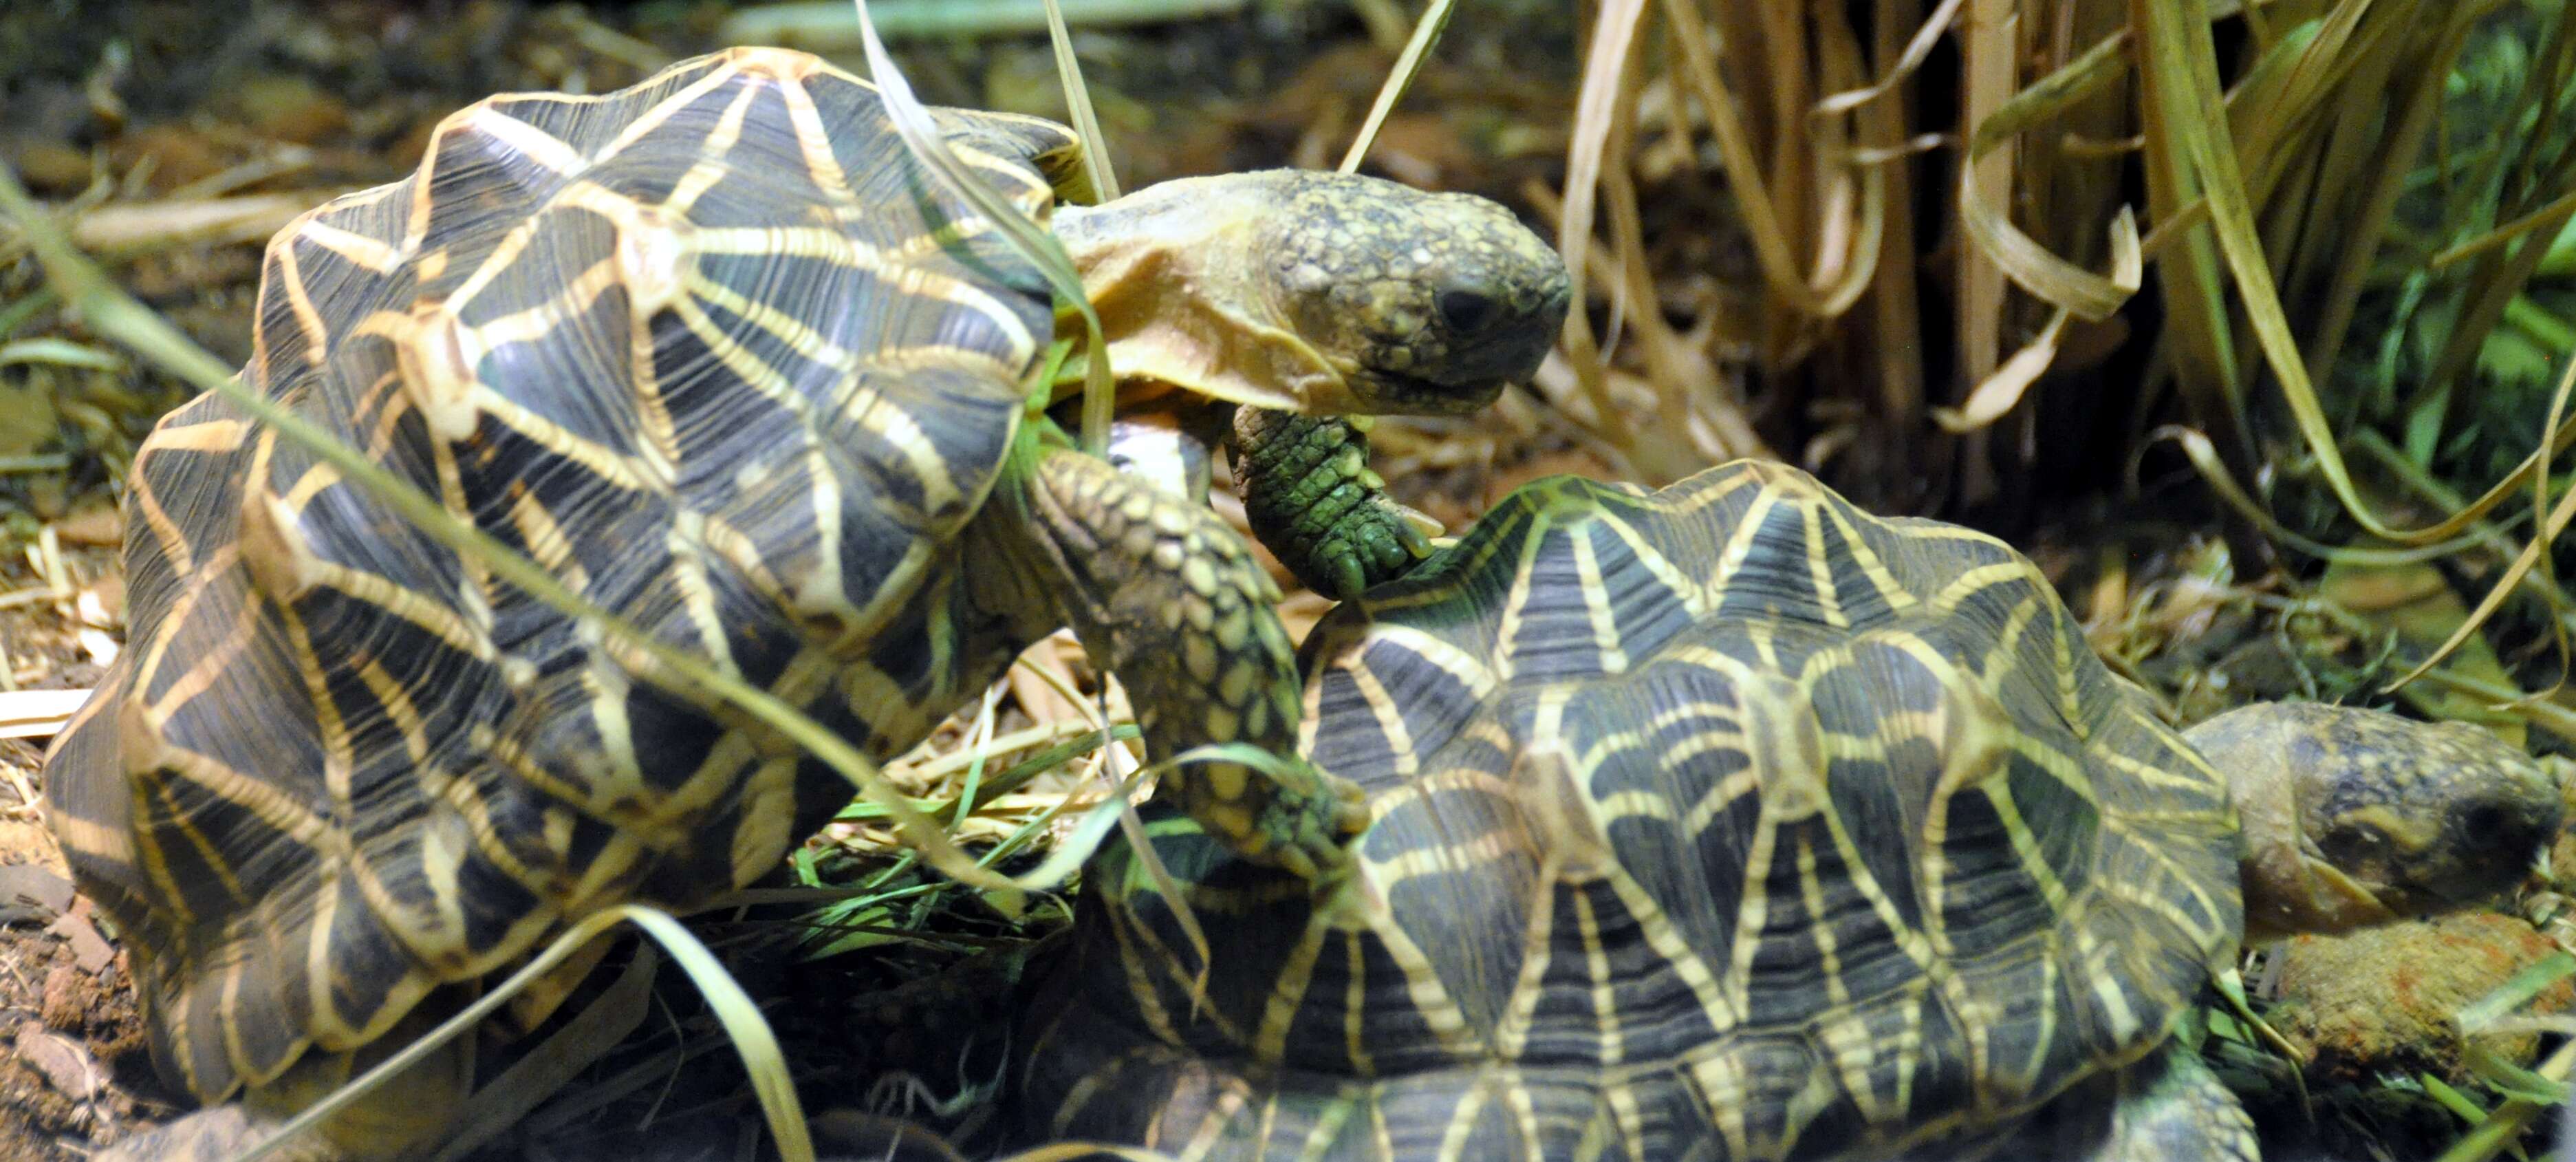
[1246,759,1369,876]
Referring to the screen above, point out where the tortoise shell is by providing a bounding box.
[44,48,1087,1106]
[1017,460,2243,1160]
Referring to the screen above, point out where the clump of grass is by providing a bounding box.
[1550,0,2575,550]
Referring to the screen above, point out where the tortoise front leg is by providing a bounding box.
[1227,406,1436,600]
[1014,444,1368,878]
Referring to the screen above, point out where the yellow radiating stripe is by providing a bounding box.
[1252,910,1330,1066]
[1488,507,1566,685]
[559,830,650,916]
[580,663,650,813]
[301,557,493,661]
[132,542,237,709]
[141,585,260,728]
[272,233,331,369]
[691,224,880,264]
[1490,848,1559,1060]
[664,82,762,213]
[1816,501,1918,614]
[215,929,257,1087]
[2096,741,2216,795]
[1176,1077,1255,1162]
[463,107,589,175]
[280,461,342,510]
[293,219,403,274]
[137,415,250,454]
[459,250,628,350]
[464,387,658,494]
[44,801,129,868]
[1798,833,1851,1009]
[1575,889,1623,1065]
[356,661,542,887]
[128,460,201,579]
[347,659,468,973]
[668,295,961,518]
[1720,793,1785,1009]
[141,745,327,903]
[592,59,746,173]
[1365,917,1484,1056]
[1709,487,1781,598]
[1602,865,1739,1031]
[695,511,788,610]
[1797,499,1850,630]
[726,752,799,886]
[1497,1065,1547,1159]
[1810,753,1939,980]
[1103,887,1195,1046]
[474,727,592,829]
[1571,529,1631,672]
[1341,932,1375,1078]
[1336,658,1420,778]
[1434,1068,1495,1161]
[775,74,853,200]
[1928,561,2033,613]
[424,182,556,314]
[1352,625,1496,704]
[667,513,739,675]
[1651,460,1762,519]
[505,484,585,585]
[1597,512,1710,621]
[351,372,412,462]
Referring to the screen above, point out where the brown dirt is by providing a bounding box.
[0,733,164,1161]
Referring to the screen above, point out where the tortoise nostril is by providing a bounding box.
[1438,288,1498,334]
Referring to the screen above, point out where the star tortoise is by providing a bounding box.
[1013,460,2563,1161]
[39,47,1567,1160]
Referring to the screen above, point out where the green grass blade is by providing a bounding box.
[1339,0,1456,173]
[1041,0,1122,200]
[244,905,812,1162]
[849,0,1118,454]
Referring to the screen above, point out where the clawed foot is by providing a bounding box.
[1231,409,1442,601]
[1189,757,1371,880]
[1310,492,1441,601]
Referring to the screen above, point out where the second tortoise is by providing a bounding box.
[1013,458,2562,1161]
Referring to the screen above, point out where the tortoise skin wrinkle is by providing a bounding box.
[41,45,1383,1141]
[1015,461,2251,1161]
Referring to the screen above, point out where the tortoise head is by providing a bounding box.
[2185,702,2562,942]
[1052,169,1570,416]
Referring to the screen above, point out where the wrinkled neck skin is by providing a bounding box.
[2224,762,2403,944]
[1052,177,1350,416]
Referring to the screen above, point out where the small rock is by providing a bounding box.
[13,1024,100,1101]
[0,865,74,920]
[39,965,83,1031]
[6,140,93,193]
[2269,912,2576,1084]
[236,74,350,145]
[107,124,228,193]
[47,901,116,976]
[50,503,120,548]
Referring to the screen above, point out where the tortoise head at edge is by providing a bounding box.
[2189,700,2562,941]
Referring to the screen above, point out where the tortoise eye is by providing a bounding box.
[1438,288,1499,334]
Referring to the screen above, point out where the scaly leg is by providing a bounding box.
[1008,442,1368,877]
